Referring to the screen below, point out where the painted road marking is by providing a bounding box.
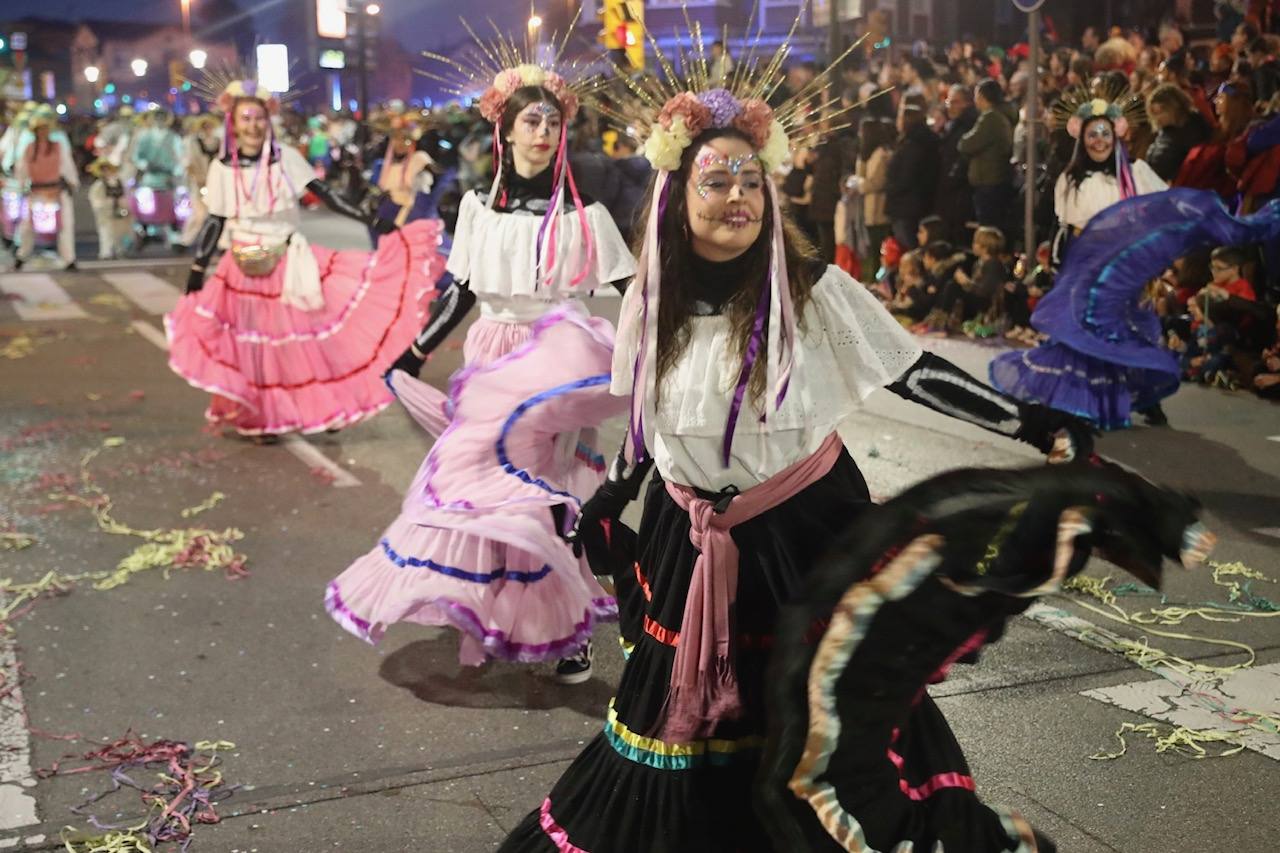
[1252,527,1280,540]
[78,257,188,271]
[0,606,39,830]
[129,318,171,350]
[103,271,180,315]
[0,273,87,321]
[1267,436,1280,443]
[130,319,363,488]
[283,435,362,488]
[1083,663,1280,761]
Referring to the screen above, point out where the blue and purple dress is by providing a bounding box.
[991,189,1280,428]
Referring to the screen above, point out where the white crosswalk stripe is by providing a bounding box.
[101,271,182,315]
[0,273,88,321]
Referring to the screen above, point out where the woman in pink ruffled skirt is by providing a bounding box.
[166,78,444,436]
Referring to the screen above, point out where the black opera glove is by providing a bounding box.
[386,278,476,378]
[888,351,1094,462]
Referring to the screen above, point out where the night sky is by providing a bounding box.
[1,0,524,55]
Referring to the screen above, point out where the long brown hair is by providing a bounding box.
[632,128,819,404]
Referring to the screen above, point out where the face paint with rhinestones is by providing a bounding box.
[693,150,766,200]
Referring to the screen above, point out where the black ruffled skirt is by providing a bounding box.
[502,451,904,853]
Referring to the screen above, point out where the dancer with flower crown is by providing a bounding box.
[166,77,445,437]
[990,84,1176,431]
[500,27,1096,853]
[325,25,636,684]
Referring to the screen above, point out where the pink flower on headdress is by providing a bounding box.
[541,72,580,121]
[733,99,774,149]
[659,92,712,137]
[477,87,507,122]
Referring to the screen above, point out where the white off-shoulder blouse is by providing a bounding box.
[446,190,636,322]
[613,265,923,491]
[1054,159,1167,231]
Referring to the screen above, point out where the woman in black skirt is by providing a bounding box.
[500,69,1091,853]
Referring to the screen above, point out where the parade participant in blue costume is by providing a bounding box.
[991,189,1280,430]
[368,113,439,246]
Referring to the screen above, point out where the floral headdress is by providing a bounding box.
[419,12,604,288]
[1054,81,1146,198]
[609,10,880,469]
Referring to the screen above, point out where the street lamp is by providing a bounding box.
[528,13,542,28]
[84,65,100,83]
[365,3,380,13]
[189,48,207,69]
[131,58,148,77]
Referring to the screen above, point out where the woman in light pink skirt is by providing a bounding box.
[326,73,635,683]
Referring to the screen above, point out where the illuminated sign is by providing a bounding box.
[319,49,346,69]
[256,44,290,93]
[316,0,348,39]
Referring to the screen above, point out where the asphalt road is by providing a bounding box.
[0,210,1277,852]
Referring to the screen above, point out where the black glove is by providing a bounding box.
[370,215,397,236]
[1014,402,1096,461]
[186,266,206,294]
[565,456,653,573]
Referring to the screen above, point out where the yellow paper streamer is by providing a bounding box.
[180,492,225,519]
[60,822,153,853]
[1090,722,1248,760]
[1,334,36,360]
[0,532,36,551]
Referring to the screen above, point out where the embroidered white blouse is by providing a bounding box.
[613,265,924,491]
[446,190,636,323]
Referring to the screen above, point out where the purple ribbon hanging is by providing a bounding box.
[721,274,770,466]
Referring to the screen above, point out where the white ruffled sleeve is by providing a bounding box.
[280,146,318,199]
[1131,159,1168,196]
[204,159,229,218]
[584,202,637,288]
[812,265,923,400]
[445,191,481,282]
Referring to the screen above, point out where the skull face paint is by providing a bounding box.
[685,138,766,262]
[1083,118,1115,164]
[507,99,562,176]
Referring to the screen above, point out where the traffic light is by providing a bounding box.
[599,0,622,50]
[622,0,644,72]
[600,0,644,70]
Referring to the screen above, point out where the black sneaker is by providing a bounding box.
[554,640,592,685]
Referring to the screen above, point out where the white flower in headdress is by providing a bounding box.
[644,116,693,172]
[758,120,790,173]
[1089,98,1110,117]
[513,64,547,88]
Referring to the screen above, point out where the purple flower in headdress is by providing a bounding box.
[698,88,743,127]
[242,80,258,96]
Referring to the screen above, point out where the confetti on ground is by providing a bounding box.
[88,294,131,311]
[0,532,35,551]
[0,335,36,360]
[0,440,249,635]
[1031,559,1280,761]
[51,737,238,853]
[179,493,225,519]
